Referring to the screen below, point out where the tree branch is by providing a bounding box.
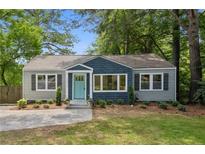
[150,36,169,61]
[170,10,188,31]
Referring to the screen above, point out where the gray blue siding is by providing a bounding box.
[84,57,133,102]
[133,69,176,101]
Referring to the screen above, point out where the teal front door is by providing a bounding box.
[74,74,85,99]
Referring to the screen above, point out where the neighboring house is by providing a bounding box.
[23,54,176,103]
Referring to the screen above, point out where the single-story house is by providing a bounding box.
[23,54,176,103]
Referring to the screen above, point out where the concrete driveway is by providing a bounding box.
[0,106,92,131]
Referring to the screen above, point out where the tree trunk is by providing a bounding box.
[172,9,180,101]
[0,65,8,85]
[187,10,202,102]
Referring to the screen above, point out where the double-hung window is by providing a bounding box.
[94,74,127,92]
[36,74,57,91]
[140,73,163,91]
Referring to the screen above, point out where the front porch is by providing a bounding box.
[65,64,93,102]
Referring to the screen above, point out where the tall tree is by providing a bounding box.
[187,10,202,101]
[172,9,202,102]
[25,10,77,54]
[0,10,77,85]
[172,9,180,101]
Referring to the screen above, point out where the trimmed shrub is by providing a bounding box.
[158,102,168,110]
[99,100,107,108]
[139,105,147,109]
[36,100,43,105]
[116,99,124,105]
[106,100,113,105]
[63,98,70,105]
[56,87,62,106]
[128,86,134,105]
[172,101,179,107]
[43,104,50,109]
[143,101,150,106]
[17,98,27,109]
[48,99,54,104]
[177,104,186,112]
[33,104,40,109]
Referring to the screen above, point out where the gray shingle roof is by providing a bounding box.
[23,54,175,71]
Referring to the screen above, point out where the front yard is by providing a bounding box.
[0,104,205,144]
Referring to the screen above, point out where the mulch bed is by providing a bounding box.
[10,103,68,110]
[93,103,205,118]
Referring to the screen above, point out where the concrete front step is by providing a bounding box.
[67,104,91,109]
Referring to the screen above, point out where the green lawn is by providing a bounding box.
[0,114,205,144]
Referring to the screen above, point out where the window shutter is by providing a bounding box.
[57,74,62,88]
[31,74,36,91]
[134,74,139,91]
[163,73,169,91]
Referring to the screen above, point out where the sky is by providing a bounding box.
[63,10,97,55]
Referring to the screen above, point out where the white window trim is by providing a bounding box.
[36,74,57,91]
[139,73,164,91]
[93,74,128,92]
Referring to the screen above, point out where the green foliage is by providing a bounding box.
[56,87,62,106]
[158,102,168,110]
[17,98,27,109]
[98,100,107,108]
[43,104,50,109]
[96,99,101,105]
[128,86,134,105]
[116,99,124,105]
[0,10,76,86]
[106,100,113,105]
[48,99,54,104]
[171,101,179,107]
[143,101,150,106]
[177,104,186,112]
[193,81,205,105]
[63,98,70,105]
[36,100,43,105]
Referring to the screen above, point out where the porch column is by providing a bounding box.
[65,72,68,99]
[89,72,93,99]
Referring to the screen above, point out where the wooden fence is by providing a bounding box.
[0,86,22,104]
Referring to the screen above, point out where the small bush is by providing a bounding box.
[48,99,54,104]
[143,101,150,106]
[41,100,47,104]
[139,105,147,109]
[63,98,70,105]
[172,101,179,107]
[99,100,106,108]
[96,99,101,105]
[177,104,186,112]
[36,100,43,105]
[43,104,50,109]
[106,100,113,105]
[17,98,27,109]
[33,104,40,109]
[116,99,124,105]
[56,87,62,106]
[158,102,168,110]
[128,86,134,105]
